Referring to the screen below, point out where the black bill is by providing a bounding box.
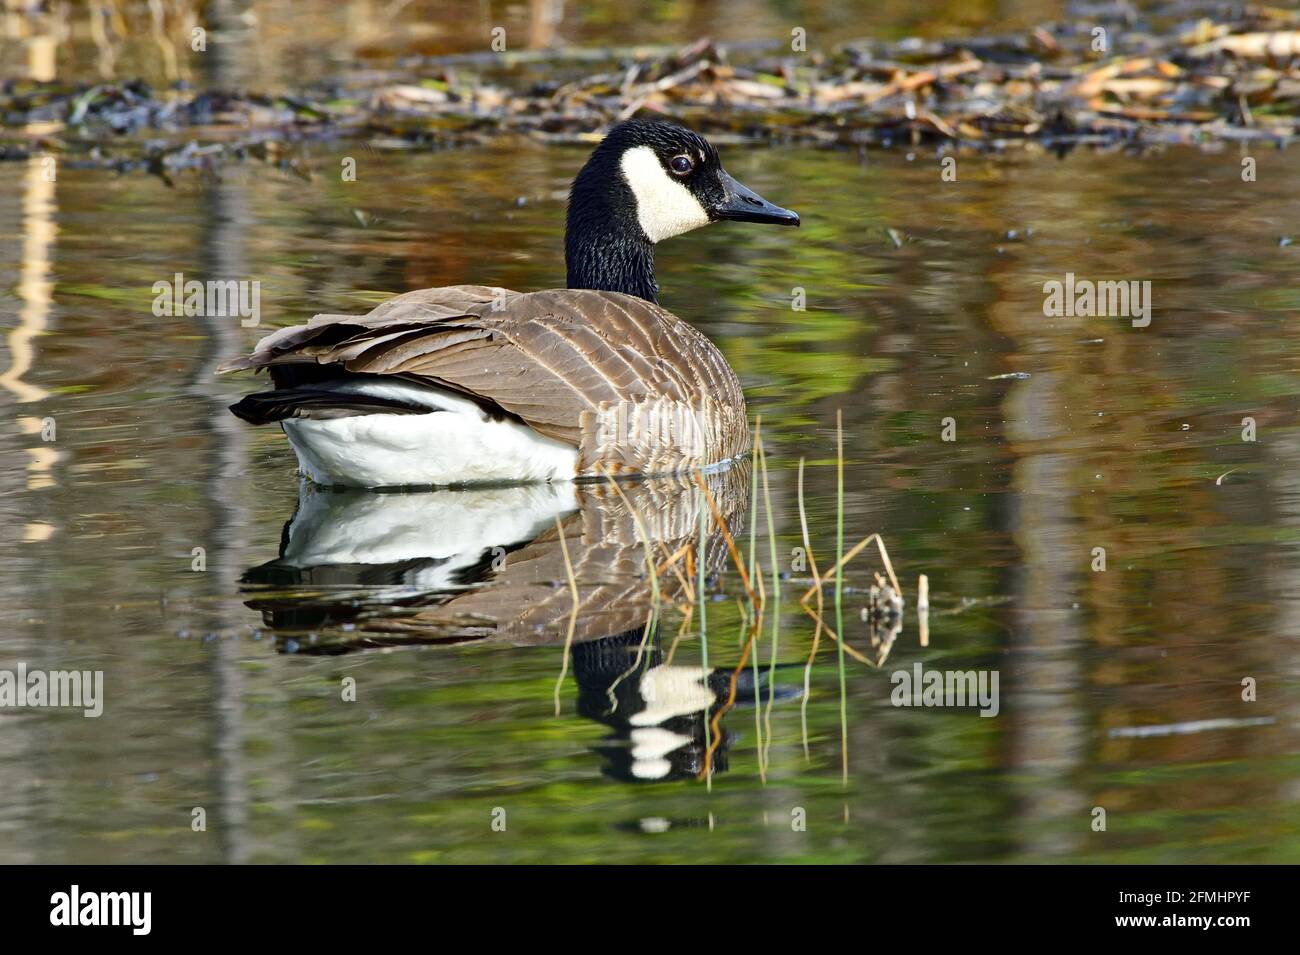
[714,170,800,226]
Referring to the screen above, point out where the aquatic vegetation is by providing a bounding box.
[238,416,917,790]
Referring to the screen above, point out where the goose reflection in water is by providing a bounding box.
[572,630,798,782]
[240,465,801,781]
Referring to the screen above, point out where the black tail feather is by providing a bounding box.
[228,388,432,425]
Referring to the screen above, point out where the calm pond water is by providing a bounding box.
[1,138,1298,863]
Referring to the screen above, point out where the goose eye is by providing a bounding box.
[669,154,694,176]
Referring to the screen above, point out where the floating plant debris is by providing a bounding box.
[3,4,1299,176]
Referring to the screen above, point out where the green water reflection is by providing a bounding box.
[1,138,1298,863]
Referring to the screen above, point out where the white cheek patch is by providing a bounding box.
[620,145,711,243]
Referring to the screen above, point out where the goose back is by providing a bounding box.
[219,286,749,476]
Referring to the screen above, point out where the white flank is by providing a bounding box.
[279,379,578,487]
[619,145,710,243]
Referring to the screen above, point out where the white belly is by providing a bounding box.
[279,380,578,488]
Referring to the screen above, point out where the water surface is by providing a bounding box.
[1,139,1298,863]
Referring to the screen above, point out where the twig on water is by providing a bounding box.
[918,573,930,648]
[801,531,901,607]
[835,409,848,787]
[597,467,662,705]
[693,468,758,608]
[552,514,581,716]
[797,456,823,762]
[758,431,782,775]
[696,488,712,791]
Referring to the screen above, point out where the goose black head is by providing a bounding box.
[566,120,799,303]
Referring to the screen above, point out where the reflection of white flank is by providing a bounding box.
[631,665,714,726]
[630,726,695,780]
[280,481,578,576]
[631,726,694,761]
[632,758,672,781]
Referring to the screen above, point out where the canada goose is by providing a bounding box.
[219,120,798,487]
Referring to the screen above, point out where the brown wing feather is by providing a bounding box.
[218,285,748,474]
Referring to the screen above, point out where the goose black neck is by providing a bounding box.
[565,227,657,303]
[565,151,659,303]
